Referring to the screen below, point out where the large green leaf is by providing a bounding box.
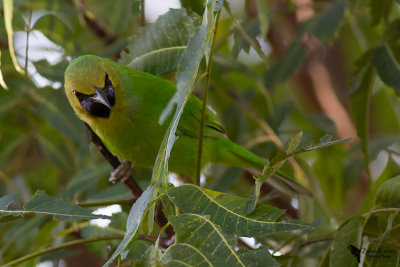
[168,184,311,237]
[375,175,400,208]
[147,0,218,234]
[0,190,110,221]
[119,9,198,74]
[104,185,155,267]
[169,213,280,267]
[0,194,21,219]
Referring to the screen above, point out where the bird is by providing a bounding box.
[64,55,308,195]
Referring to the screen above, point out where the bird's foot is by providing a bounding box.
[109,160,132,183]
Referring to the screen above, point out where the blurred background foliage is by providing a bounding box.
[1,0,400,266]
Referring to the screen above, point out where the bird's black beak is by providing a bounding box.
[91,87,112,109]
[72,73,115,118]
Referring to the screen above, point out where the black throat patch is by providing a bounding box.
[73,73,115,118]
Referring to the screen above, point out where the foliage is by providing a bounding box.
[1,0,400,266]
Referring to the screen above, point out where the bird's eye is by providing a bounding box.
[72,90,86,98]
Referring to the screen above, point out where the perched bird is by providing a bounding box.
[64,55,307,194]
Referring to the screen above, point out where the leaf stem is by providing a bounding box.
[196,10,221,185]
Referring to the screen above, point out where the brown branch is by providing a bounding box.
[84,123,175,240]
[67,0,118,45]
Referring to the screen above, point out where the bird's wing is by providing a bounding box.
[176,96,227,138]
[120,65,226,139]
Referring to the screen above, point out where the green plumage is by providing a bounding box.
[64,55,306,194]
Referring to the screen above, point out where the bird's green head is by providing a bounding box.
[64,55,122,122]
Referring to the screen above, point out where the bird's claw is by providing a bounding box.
[109,160,132,183]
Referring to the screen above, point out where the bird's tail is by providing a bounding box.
[213,138,312,196]
[213,138,265,171]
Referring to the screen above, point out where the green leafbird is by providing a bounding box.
[64,55,307,195]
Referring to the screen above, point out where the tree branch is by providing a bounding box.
[84,123,175,239]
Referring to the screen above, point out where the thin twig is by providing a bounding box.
[72,0,118,45]
[196,10,222,184]
[362,208,400,217]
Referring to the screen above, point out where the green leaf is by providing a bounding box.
[0,194,21,219]
[369,213,395,266]
[236,246,280,267]
[160,243,213,266]
[25,190,110,221]
[63,164,112,199]
[247,135,350,212]
[295,135,351,152]
[375,175,400,207]
[159,0,215,123]
[160,243,279,267]
[169,213,279,267]
[133,244,163,267]
[330,216,364,267]
[371,44,400,91]
[87,184,131,203]
[23,9,72,29]
[0,89,22,120]
[104,185,156,267]
[349,66,374,178]
[1,191,109,221]
[30,88,87,146]
[147,0,217,234]
[168,184,311,237]
[33,59,69,83]
[35,131,74,171]
[119,9,198,74]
